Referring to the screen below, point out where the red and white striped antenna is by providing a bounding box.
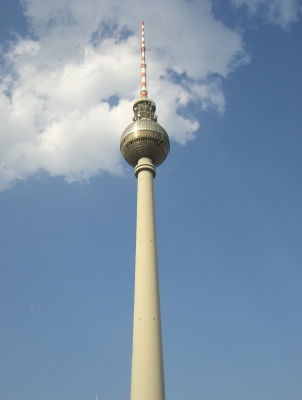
[140,21,148,98]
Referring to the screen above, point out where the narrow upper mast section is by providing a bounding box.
[140,21,147,98]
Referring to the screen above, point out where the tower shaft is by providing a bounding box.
[131,157,165,400]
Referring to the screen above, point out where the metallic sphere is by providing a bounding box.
[120,98,170,167]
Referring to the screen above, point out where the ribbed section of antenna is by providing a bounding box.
[140,21,147,98]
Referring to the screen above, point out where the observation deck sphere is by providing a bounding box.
[120,119,170,167]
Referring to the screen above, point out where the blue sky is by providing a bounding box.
[0,0,301,399]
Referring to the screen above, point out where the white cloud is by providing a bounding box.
[0,0,262,189]
[230,0,302,29]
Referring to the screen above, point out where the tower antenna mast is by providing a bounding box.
[140,21,147,98]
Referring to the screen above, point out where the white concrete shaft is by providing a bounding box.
[131,157,165,400]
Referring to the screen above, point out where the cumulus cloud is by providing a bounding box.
[3,0,296,189]
[230,0,302,29]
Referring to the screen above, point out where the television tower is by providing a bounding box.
[120,22,170,400]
